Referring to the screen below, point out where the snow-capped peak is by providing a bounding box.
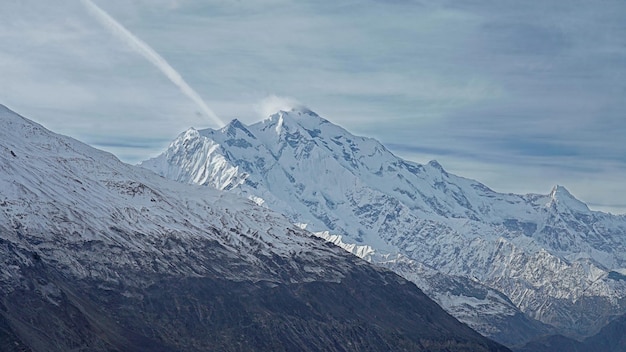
[181,126,199,139]
[549,185,572,199]
[260,107,330,136]
[547,184,590,213]
[220,118,256,139]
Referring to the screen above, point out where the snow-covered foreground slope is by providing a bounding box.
[142,107,626,342]
[0,105,509,352]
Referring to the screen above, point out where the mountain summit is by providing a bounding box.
[547,184,590,213]
[142,107,626,344]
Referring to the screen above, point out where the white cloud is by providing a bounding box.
[254,95,307,118]
[80,0,224,127]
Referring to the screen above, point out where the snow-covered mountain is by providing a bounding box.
[0,104,510,352]
[141,107,626,342]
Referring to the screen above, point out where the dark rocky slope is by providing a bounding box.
[0,229,510,352]
[516,314,626,352]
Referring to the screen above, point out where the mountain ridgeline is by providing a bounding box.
[141,107,626,347]
[0,104,512,351]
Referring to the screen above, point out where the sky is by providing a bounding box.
[1,0,625,213]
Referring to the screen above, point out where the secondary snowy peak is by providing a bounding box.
[220,118,256,139]
[547,184,590,213]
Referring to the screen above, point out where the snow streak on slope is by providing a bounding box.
[141,107,626,341]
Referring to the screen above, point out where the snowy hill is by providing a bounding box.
[142,107,626,342]
[0,104,509,352]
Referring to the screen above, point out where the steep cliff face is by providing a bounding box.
[0,104,509,351]
[141,107,626,341]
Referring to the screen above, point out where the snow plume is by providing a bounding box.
[80,0,224,127]
[255,95,307,118]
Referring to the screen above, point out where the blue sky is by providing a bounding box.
[1,0,625,213]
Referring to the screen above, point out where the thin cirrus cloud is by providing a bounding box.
[0,0,624,212]
[79,0,224,128]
